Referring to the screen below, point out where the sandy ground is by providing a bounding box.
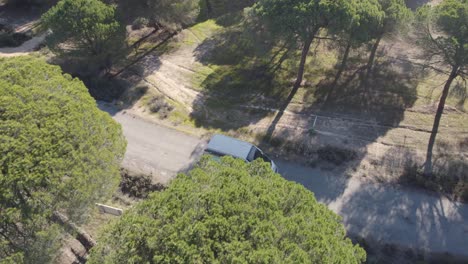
[136,29,208,111]
[99,101,468,257]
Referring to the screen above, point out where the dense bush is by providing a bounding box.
[401,158,468,203]
[89,157,366,264]
[120,169,165,198]
[0,56,126,263]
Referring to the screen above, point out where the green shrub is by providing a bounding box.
[89,157,366,263]
[148,95,174,118]
[131,17,149,30]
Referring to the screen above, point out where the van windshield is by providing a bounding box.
[248,147,271,163]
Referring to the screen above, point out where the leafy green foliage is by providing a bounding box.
[345,0,385,46]
[254,0,354,42]
[0,56,126,263]
[253,0,357,111]
[118,0,199,30]
[41,0,126,68]
[378,0,412,35]
[89,157,366,264]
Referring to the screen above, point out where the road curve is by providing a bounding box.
[0,34,45,57]
[98,101,468,257]
[97,102,205,184]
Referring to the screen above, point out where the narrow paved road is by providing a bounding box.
[99,102,468,257]
[98,103,204,184]
[0,34,45,57]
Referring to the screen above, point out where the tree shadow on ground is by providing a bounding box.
[50,56,140,103]
[190,25,422,145]
[190,23,295,130]
[308,55,421,126]
[278,152,468,262]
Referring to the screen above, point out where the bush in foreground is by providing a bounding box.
[89,156,366,264]
[0,56,126,263]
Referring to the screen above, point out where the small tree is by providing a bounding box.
[365,0,412,79]
[41,0,126,69]
[328,0,384,98]
[0,56,126,263]
[416,0,468,175]
[89,157,366,264]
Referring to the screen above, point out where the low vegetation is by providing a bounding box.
[148,95,174,118]
[119,168,165,199]
[41,0,126,71]
[317,146,358,165]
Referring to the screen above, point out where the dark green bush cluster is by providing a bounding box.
[0,25,31,48]
[317,145,358,165]
[120,169,165,199]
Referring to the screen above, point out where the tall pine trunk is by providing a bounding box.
[265,30,317,140]
[326,40,352,103]
[204,0,213,17]
[292,35,315,92]
[363,34,383,88]
[424,66,459,175]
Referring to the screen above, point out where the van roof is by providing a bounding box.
[206,134,254,160]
